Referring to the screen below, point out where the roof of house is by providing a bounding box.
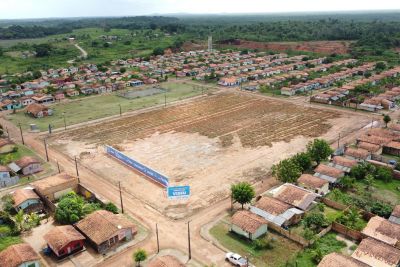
[147,255,186,267]
[231,210,267,234]
[358,141,381,153]
[332,156,358,168]
[0,165,10,172]
[314,164,344,178]
[357,135,392,146]
[15,156,40,168]
[26,103,48,116]
[44,225,85,253]
[318,252,369,267]
[0,138,13,148]
[362,216,400,246]
[254,196,291,215]
[12,188,40,207]
[298,174,328,189]
[344,147,370,159]
[75,210,136,245]
[0,243,40,267]
[385,141,400,150]
[273,183,317,210]
[352,238,400,267]
[31,173,78,193]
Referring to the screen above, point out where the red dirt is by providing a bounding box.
[220,39,353,55]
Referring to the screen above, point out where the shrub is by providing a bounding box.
[104,202,119,214]
[253,237,275,250]
[303,213,329,231]
[371,202,393,218]
[292,152,312,172]
[272,158,302,183]
[375,167,393,182]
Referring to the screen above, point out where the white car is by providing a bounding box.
[225,252,251,267]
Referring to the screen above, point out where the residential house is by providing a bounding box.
[314,164,344,184]
[147,255,185,267]
[75,210,137,253]
[80,88,94,95]
[344,147,371,161]
[250,196,303,227]
[26,103,53,118]
[272,183,318,211]
[352,238,400,267]
[44,225,86,258]
[31,173,79,202]
[0,99,22,110]
[65,89,79,97]
[31,94,55,105]
[358,141,382,154]
[218,77,240,86]
[362,216,400,247]
[54,91,65,101]
[383,141,400,157]
[297,174,330,195]
[20,96,36,107]
[230,210,268,240]
[389,205,400,225]
[12,188,43,213]
[318,252,368,267]
[12,156,42,175]
[128,80,144,87]
[0,243,40,267]
[330,156,358,173]
[0,165,18,188]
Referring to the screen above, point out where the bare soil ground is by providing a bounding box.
[48,92,369,219]
[220,39,353,54]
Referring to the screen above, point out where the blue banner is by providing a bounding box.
[106,146,169,187]
[167,186,190,199]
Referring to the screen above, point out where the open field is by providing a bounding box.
[48,92,370,218]
[6,82,206,131]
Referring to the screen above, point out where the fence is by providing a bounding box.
[332,222,365,241]
[322,198,348,211]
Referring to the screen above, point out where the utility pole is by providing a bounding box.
[63,112,67,130]
[74,156,80,182]
[119,104,122,116]
[156,223,160,253]
[43,138,49,162]
[6,127,10,140]
[164,89,167,108]
[119,181,124,214]
[187,220,192,260]
[18,123,24,145]
[337,133,341,149]
[56,160,61,173]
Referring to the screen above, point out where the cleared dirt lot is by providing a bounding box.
[49,92,369,219]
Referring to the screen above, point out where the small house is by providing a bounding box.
[362,216,400,247]
[66,89,79,97]
[75,210,137,253]
[314,164,344,184]
[330,156,358,173]
[352,238,400,267]
[26,103,53,118]
[31,173,79,202]
[344,147,371,161]
[297,174,330,195]
[12,188,43,213]
[44,225,86,258]
[383,141,400,157]
[0,243,40,267]
[318,252,368,267]
[230,210,268,240]
[13,156,42,175]
[272,183,318,211]
[0,165,18,188]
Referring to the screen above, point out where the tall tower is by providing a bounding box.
[208,36,213,52]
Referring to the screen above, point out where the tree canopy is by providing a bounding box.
[306,139,333,164]
[231,182,255,209]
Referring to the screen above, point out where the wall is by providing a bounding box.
[268,222,311,247]
[331,222,364,241]
[322,198,348,211]
[231,225,250,240]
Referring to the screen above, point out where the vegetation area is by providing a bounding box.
[6,82,207,131]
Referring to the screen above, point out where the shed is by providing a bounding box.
[231,210,268,240]
[31,173,79,202]
[44,225,86,258]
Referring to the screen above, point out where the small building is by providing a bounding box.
[44,225,86,258]
[330,156,358,173]
[12,188,42,213]
[13,156,42,175]
[230,210,268,240]
[31,94,55,104]
[250,196,303,227]
[358,141,382,154]
[75,210,137,253]
[362,216,400,247]
[66,89,79,97]
[26,103,53,118]
[272,183,318,211]
[344,147,371,161]
[389,205,400,225]
[128,80,144,87]
[147,255,185,267]
[297,174,330,195]
[318,252,368,267]
[0,243,40,267]
[218,77,240,87]
[352,238,400,267]
[314,164,344,184]
[31,173,79,202]
[383,141,400,157]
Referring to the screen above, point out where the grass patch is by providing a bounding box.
[0,226,22,251]
[210,219,302,267]
[0,144,37,163]
[6,82,208,131]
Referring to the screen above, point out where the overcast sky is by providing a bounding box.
[1,0,400,19]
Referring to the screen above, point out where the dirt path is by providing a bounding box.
[67,42,88,63]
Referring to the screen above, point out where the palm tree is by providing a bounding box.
[365,174,374,191]
[13,210,26,232]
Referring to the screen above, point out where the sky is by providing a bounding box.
[0,0,400,19]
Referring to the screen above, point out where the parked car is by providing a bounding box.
[225,252,252,267]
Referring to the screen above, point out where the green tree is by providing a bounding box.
[383,114,391,127]
[303,213,328,231]
[55,192,100,224]
[339,175,355,190]
[231,182,255,209]
[120,67,126,73]
[306,139,333,164]
[365,174,374,190]
[371,202,393,218]
[375,61,387,71]
[292,152,312,172]
[152,47,164,56]
[350,162,375,180]
[133,249,147,267]
[104,202,119,214]
[375,166,393,182]
[272,158,302,183]
[12,210,26,232]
